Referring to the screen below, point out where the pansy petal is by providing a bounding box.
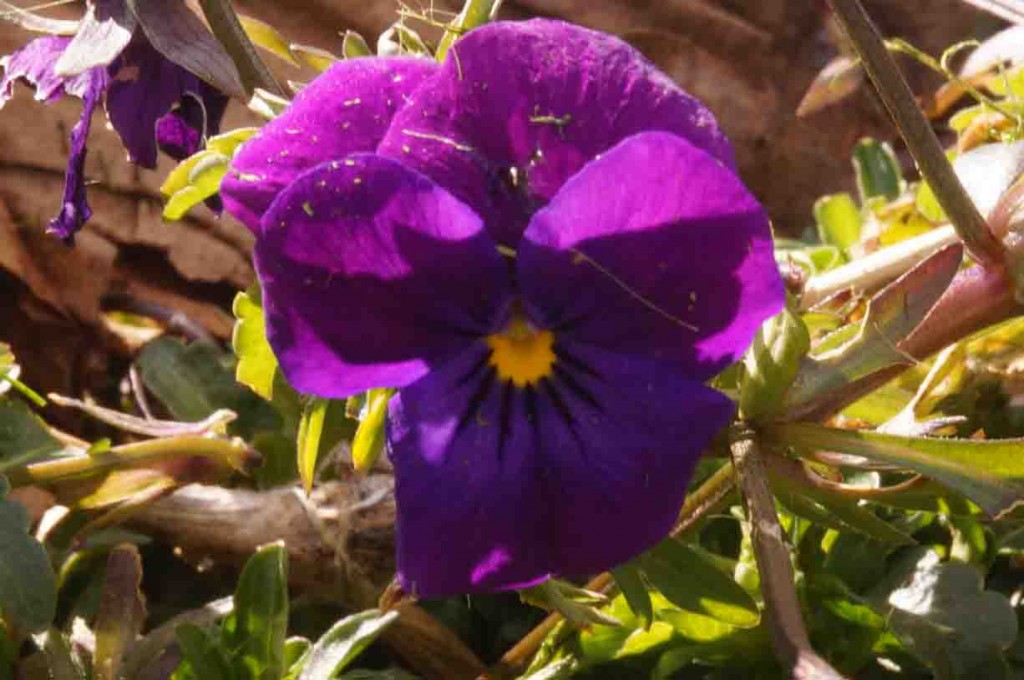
[221,57,437,233]
[156,87,229,161]
[256,154,509,398]
[105,36,228,168]
[0,36,73,105]
[389,341,733,597]
[519,131,784,381]
[377,19,734,245]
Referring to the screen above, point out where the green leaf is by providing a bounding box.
[290,44,337,72]
[224,542,289,680]
[870,548,1017,678]
[852,138,903,203]
[175,623,232,680]
[814,193,862,252]
[772,422,1024,517]
[0,400,62,473]
[341,30,371,58]
[297,398,328,494]
[93,545,146,680]
[294,609,397,680]
[282,637,311,679]
[207,127,259,157]
[639,539,760,628]
[611,563,653,630]
[137,337,280,440]
[0,478,56,632]
[351,389,392,473]
[239,15,298,66]
[739,306,810,422]
[163,153,230,220]
[232,285,279,401]
[435,0,502,60]
[784,242,962,414]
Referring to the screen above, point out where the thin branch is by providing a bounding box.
[730,432,846,680]
[827,0,1004,268]
[196,0,284,97]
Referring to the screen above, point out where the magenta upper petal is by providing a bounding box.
[222,57,438,233]
[518,131,784,380]
[377,19,735,245]
[389,341,733,597]
[255,154,510,398]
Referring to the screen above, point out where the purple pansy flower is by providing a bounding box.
[222,19,785,597]
[0,10,228,241]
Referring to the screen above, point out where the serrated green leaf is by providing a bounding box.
[294,609,397,680]
[639,540,760,628]
[772,422,1024,517]
[611,563,652,630]
[224,543,289,680]
[0,479,56,632]
[814,193,862,252]
[240,15,298,66]
[232,286,278,401]
[853,138,903,203]
[740,306,810,421]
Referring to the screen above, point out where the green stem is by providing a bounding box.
[197,0,283,97]
[435,0,503,61]
[6,436,252,486]
[827,0,1004,268]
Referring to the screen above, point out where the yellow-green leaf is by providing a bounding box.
[239,14,298,66]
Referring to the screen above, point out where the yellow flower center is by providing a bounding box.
[485,314,556,387]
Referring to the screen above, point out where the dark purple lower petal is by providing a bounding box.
[256,154,510,398]
[519,132,785,382]
[106,35,228,168]
[222,57,437,233]
[377,19,735,245]
[389,340,733,597]
[156,88,228,161]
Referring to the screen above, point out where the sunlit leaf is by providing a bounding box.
[223,543,289,680]
[352,389,392,473]
[740,306,810,422]
[0,400,63,473]
[852,138,903,203]
[611,563,653,630]
[293,609,398,680]
[232,285,279,402]
[291,43,338,72]
[297,398,329,494]
[814,193,862,252]
[342,30,371,58]
[240,15,298,66]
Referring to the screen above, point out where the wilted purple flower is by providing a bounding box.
[222,19,784,597]
[0,20,228,241]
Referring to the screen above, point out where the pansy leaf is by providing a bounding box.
[163,153,230,220]
[739,305,810,422]
[869,549,1017,678]
[239,15,298,66]
[0,400,63,474]
[772,422,1024,517]
[611,563,653,630]
[290,44,338,72]
[232,285,278,402]
[222,543,289,679]
[137,338,280,440]
[639,539,759,629]
[0,478,57,632]
[351,389,392,474]
[93,545,146,680]
[852,138,903,203]
[293,609,398,680]
[296,398,328,494]
[813,193,862,253]
[341,31,371,58]
[174,623,231,680]
[785,242,962,416]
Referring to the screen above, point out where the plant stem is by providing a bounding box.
[730,432,845,679]
[489,461,737,677]
[827,0,1003,268]
[197,0,284,97]
[6,436,253,486]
